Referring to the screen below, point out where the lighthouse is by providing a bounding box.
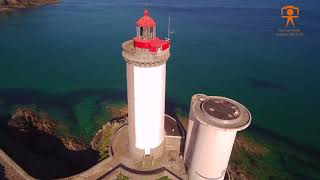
[122,10,170,159]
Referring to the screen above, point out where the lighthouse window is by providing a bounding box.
[140,27,143,37]
[150,27,153,39]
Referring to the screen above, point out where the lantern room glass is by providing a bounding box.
[136,26,156,40]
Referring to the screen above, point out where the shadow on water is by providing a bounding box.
[0,88,128,179]
[248,78,287,91]
[0,117,100,179]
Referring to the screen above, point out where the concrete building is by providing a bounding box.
[122,10,171,159]
[184,94,252,180]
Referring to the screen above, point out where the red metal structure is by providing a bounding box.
[133,10,170,53]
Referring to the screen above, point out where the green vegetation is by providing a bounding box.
[95,100,127,160]
[115,173,129,180]
[98,127,111,161]
[175,107,188,120]
[230,135,292,179]
[230,132,320,179]
[175,108,189,130]
[156,176,172,180]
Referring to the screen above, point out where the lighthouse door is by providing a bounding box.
[145,148,151,155]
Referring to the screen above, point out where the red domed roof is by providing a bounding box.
[136,10,156,27]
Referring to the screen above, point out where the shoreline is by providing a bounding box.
[0,86,319,179]
[0,104,320,179]
[0,0,58,12]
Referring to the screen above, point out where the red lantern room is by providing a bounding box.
[133,10,170,53]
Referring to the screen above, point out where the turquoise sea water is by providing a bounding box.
[0,0,320,153]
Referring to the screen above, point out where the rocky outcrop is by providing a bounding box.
[234,136,269,156]
[8,108,56,135]
[8,108,89,152]
[61,137,88,151]
[3,108,100,179]
[91,117,128,149]
[91,128,104,151]
[227,164,249,180]
[108,105,128,120]
[0,0,59,12]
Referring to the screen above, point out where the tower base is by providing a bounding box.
[129,139,165,160]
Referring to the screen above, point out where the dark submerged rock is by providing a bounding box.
[248,78,287,91]
[8,108,56,135]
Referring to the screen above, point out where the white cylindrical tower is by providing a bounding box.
[184,94,251,180]
[122,10,170,159]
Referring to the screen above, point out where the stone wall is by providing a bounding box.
[165,136,184,151]
[97,163,183,180]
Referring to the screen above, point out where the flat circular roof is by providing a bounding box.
[202,99,241,120]
[192,94,251,131]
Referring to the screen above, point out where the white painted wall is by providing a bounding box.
[126,63,166,152]
[188,125,237,180]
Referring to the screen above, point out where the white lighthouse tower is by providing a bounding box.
[122,10,170,159]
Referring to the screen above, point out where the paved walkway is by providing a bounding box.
[67,125,187,180]
[98,125,187,179]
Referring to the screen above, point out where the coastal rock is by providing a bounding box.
[4,108,100,178]
[8,108,56,135]
[91,117,128,159]
[91,117,128,149]
[227,164,249,180]
[8,108,89,152]
[91,128,104,151]
[6,0,18,5]
[109,105,128,120]
[61,137,88,151]
[0,0,59,12]
[235,136,269,156]
[91,123,112,153]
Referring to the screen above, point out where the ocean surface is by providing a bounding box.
[0,0,320,154]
